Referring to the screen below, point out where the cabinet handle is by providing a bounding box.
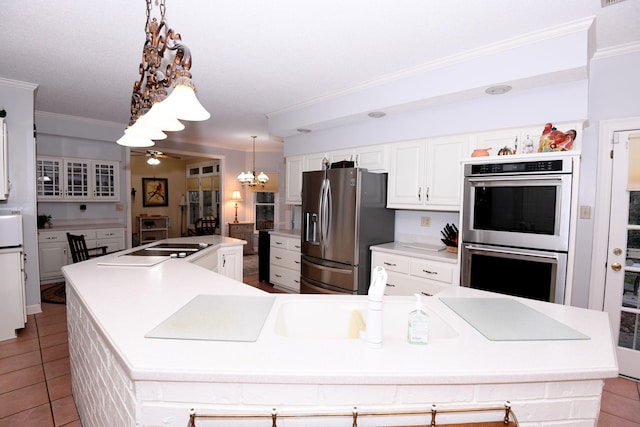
[425,187,429,202]
[417,186,422,201]
[294,280,300,283]
[275,241,283,245]
[275,274,282,278]
[383,261,396,267]
[294,245,301,249]
[223,255,226,267]
[294,260,300,264]
[275,256,282,260]
[386,283,395,287]
[422,269,437,275]
[421,292,432,296]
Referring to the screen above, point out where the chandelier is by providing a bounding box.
[117,0,210,147]
[237,136,269,187]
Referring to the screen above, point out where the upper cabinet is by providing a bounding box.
[387,135,469,211]
[285,144,390,205]
[37,156,120,202]
[285,156,304,205]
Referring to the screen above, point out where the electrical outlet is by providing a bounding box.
[420,216,431,227]
[116,204,124,212]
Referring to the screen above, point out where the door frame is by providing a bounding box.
[590,116,640,310]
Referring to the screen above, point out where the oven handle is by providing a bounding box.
[465,175,565,184]
[464,244,558,260]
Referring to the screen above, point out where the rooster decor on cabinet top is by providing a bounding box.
[538,123,576,152]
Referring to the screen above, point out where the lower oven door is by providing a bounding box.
[461,243,567,304]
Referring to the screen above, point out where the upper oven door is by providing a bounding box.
[462,173,572,252]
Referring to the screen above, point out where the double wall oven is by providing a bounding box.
[461,157,574,304]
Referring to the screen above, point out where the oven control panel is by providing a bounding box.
[466,159,571,176]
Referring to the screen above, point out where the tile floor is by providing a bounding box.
[1,274,638,426]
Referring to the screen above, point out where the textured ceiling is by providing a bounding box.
[1,0,639,152]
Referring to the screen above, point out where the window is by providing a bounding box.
[255,192,275,231]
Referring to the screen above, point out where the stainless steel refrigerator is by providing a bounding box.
[300,168,395,294]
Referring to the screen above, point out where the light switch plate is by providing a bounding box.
[579,205,591,219]
[420,216,431,227]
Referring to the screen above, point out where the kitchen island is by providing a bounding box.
[62,237,617,427]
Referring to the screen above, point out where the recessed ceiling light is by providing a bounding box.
[368,111,386,118]
[485,85,512,95]
[297,128,312,133]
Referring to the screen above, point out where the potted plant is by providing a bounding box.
[37,214,52,229]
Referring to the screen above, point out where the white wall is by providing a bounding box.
[0,78,39,311]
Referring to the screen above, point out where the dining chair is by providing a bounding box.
[66,232,108,263]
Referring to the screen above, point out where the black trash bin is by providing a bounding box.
[258,230,270,282]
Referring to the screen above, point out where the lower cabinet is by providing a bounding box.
[269,233,301,293]
[38,227,125,284]
[371,250,455,296]
[190,245,243,282]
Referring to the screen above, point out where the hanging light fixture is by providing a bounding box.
[117,0,210,147]
[146,151,161,165]
[237,136,269,187]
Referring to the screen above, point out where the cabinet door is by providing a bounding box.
[285,156,304,205]
[64,159,91,200]
[356,144,389,172]
[92,161,120,200]
[387,140,425,207]
[36,157,64,200]
[38,243,68,280]
[424,136,469,209]
[219,247,242,281]
[303,153,326,172]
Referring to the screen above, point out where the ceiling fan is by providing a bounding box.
[131,149,181,165]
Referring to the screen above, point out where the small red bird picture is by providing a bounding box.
[538,123,576,152]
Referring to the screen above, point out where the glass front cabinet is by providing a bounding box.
[36,156,119,201]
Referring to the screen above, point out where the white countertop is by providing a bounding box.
[371,241,458,264]
[62,237,617,386]
[269,229,301,238]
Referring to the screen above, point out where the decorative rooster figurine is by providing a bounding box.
[538,123,577,152]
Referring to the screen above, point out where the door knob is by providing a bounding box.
[611,262,622,272]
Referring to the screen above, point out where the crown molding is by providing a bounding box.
[0,77,38,91]
[267,17,595,118]
[592,41,640,60]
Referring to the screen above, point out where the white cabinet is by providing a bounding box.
[36,156,120,201]
[190,245,243,282]
[424,135,469,208]
[387,136,469,211]
[371,250,455,296]
[269,233,301,293]
[0,248,26,341]
[38,230,69,283]
[218,246,242,282]
[285,156,304,204]
[329,144,389,172]
[285,144,391,205]
[38,226,125,283]
[387,140,425,207]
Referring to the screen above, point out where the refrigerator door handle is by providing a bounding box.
[323,178,332,253]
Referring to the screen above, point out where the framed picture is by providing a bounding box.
[142,178,168,207]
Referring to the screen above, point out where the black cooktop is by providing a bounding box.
[126,243,209,258]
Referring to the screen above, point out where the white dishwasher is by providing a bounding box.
[0,214,26,341]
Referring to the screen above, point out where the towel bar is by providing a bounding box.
[187,401,518,426]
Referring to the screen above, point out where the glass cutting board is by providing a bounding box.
[146,294,275,342]
[440,297,589,341]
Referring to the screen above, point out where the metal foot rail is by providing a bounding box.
[187,401,518,426]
